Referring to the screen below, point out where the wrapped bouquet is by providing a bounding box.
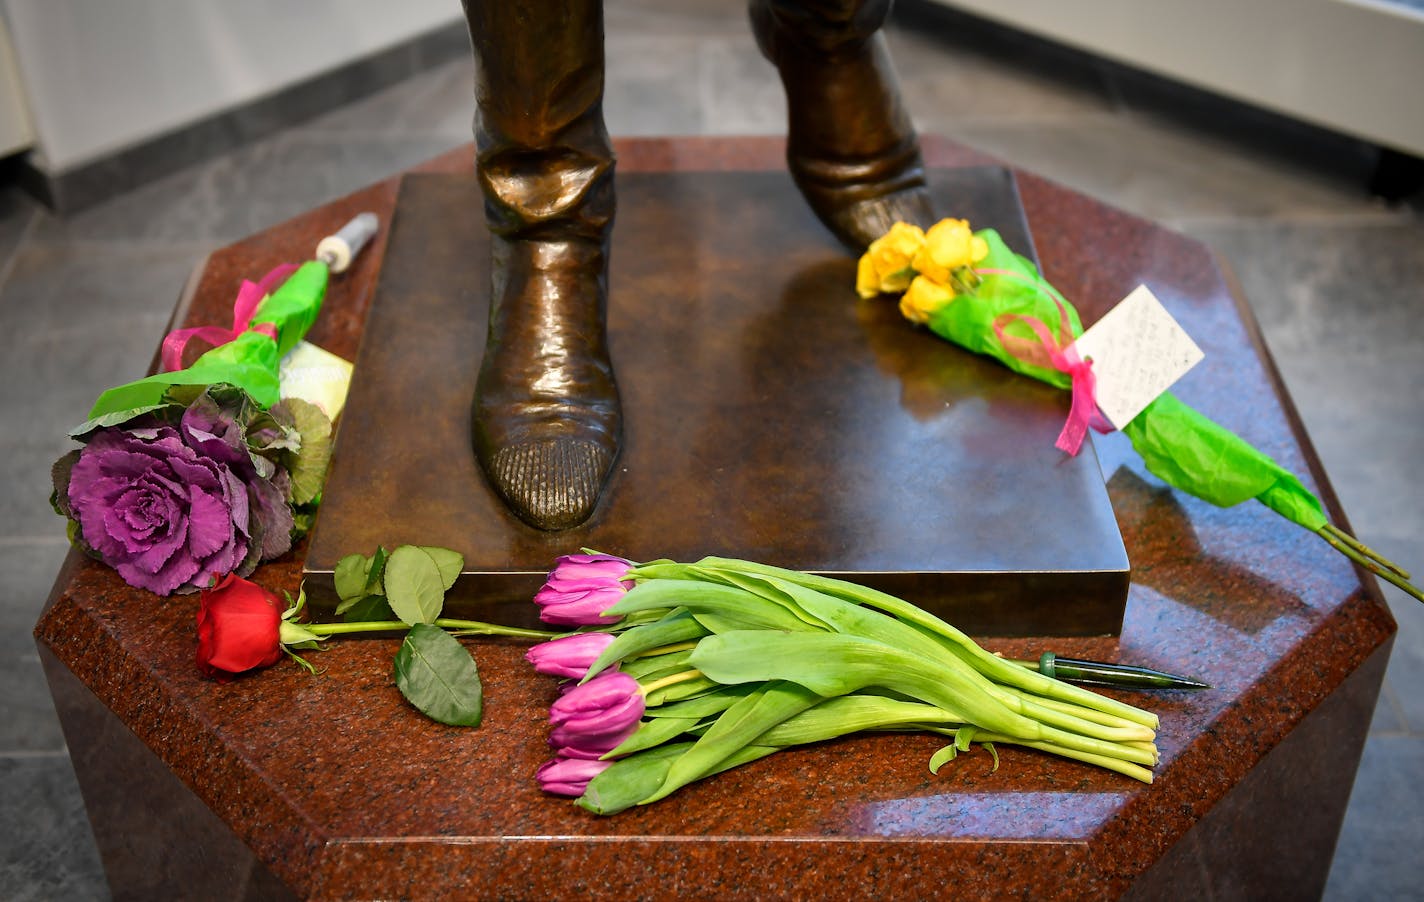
[52,257,337,595]
[857,219,1421,602]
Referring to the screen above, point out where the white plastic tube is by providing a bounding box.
[315,212,380,273]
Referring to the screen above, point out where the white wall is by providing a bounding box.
[0,0,462,172]
[932,0,1424,155]
[0,13,33,158]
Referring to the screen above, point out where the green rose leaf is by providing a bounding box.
[417,545,464,592]
[341,594,396,622]
[385,545,446,626]
[393,623,483,727]
[366,546,388,595]
[333,553,371,603]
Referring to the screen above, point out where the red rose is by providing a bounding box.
[196,573,284,680]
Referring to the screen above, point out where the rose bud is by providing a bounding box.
[195,573,285,681]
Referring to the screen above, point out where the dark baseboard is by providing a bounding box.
[16,20,469,214]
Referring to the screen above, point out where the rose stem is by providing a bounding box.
[306,620,559,640]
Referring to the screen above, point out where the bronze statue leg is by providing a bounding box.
[462,0,621,530]
[751,0,934,249]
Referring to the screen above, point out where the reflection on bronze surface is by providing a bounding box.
[461,0,931,529]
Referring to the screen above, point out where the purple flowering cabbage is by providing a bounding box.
[53,385,328,596]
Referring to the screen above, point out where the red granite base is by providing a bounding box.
[39,643,296,902]
[34,136,1396,900]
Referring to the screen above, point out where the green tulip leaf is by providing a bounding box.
[385,545,447,626]
[579,742,696,816]
[584,611,707,682]
[604,579,810,633]
[579,741,779,816]
[393,623,483,727]
[691,631,995,729]
[640,681,823,805]
[755,694,957,748]
[929,743,958,775]
[682,564,832,630]
[607,716,702,758]
[621,649,695,681]
[645,684,756,719]
[643,675,719,707]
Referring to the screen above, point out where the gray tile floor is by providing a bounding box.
[3,1,1420,897]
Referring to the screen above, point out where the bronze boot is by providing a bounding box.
[463,0,621,530]
[750,0,934,249]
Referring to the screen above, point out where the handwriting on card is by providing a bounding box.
[1070,285,1203,430]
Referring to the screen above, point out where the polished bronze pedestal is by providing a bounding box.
[306,166,1129,635]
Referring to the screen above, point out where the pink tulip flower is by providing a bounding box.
[534,553,634,626]
[537,756,612,797]
[525,632,618,680]
[547,671,644,758]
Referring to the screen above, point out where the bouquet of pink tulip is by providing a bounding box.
[527,553,1161,815]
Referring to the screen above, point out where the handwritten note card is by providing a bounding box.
[1071,285,1203,430]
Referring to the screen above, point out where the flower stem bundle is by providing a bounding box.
[527,554,1161,815]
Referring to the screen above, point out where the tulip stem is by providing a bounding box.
[1318,528,1424,604]
[641,669,705,696]
[633,641,700,659]
[1321,523,1410,578]
[305,619,559,640]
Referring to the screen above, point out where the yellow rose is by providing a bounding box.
[899,274,955,324]
[856,222,925,298]
[911,219,989,284]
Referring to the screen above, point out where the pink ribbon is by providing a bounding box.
[160,263,299,372]
[980,268,1112,456]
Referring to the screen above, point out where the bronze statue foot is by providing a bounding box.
[792,143,935,250]
[473,236,621,530]
[752,2,934,249]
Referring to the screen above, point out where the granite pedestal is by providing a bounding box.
[34,136,1395,900]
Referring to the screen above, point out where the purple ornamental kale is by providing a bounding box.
[56,389,296,596]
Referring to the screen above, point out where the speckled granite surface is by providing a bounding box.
[33,136,1395,900]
